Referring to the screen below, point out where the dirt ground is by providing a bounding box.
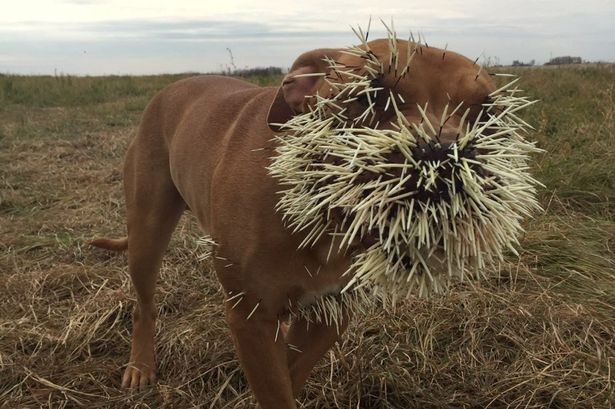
[1,68,614,408]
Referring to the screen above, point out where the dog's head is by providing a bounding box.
[268,33,541,297]
[268,38,493,137]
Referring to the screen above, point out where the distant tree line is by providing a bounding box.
[544,56,583,65]
[510,56,585,67]
[224,66,284,77]
[512,59,536,67]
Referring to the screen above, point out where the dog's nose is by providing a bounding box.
[412,136,475,163]
[412,139,453,162]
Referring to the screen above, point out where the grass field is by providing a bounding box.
[1,66,614,408]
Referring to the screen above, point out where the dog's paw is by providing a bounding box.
[121,362,156,391]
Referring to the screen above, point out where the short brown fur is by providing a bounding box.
[91,39,495,408]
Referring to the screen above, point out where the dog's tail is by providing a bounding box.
[88,237,128,252]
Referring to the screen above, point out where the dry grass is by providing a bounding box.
[1,67,614,408]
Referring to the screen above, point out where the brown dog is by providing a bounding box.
[91,39,495,408]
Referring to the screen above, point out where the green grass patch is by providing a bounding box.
[0,73,282,108]
[495,66,615,215]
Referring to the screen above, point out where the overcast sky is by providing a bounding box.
[1,0,614,75]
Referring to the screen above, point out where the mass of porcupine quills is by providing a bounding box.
[199,20,542,326]
[267,19,542,310]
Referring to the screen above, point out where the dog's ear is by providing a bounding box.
[267,48,341,131]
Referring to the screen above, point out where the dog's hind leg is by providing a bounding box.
[120,136,186,390]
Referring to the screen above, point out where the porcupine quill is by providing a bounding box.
[192,20,544,327]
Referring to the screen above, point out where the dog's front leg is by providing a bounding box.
[226,305,297,409]
[285,312,351,396]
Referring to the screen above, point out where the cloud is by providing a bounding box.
[61,0,105,4]
[1,1,614,75]
[1,18,352,42]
